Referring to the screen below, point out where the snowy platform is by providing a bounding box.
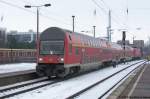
[0,63,36,75]
[0,63,37,86]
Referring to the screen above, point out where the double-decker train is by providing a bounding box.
[36,27,141,78]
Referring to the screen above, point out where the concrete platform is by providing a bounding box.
[114,63,150,99]
[0,70,38,86]
[127,64,150,98]
[0,69,35,78]
[107,62,150,99]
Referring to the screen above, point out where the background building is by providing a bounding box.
[7,30,36,43]
[117,40,144,49]
[6,30,36,49]
[133,40,144,48]
[117,40,130,46]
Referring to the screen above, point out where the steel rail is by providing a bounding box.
[66,60,146,99]
[98,61,147,99]
[0,78,58,98]
[0,77,48,92]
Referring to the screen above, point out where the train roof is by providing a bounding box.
[41,27,97,40]
[40,27,135,51]
[40,27,71,41]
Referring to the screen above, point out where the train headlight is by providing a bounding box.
[39,58,43,61]
[60,58,64,62]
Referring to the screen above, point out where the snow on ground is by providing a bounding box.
[76,61,145,99]
[0,63,36,74]
[8,60,145,99]
[146,61,150,64]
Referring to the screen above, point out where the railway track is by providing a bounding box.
[0,77,57,98]
[0,60,146,99]
[0,67,99,98]
[66,60,146,99]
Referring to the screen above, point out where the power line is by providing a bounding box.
[12,0,72,23]
[100,0,110,9]
[0,0,72,26]
[101,0,125,26]
[0,0,89,31]
[91,0,108,15]
[91,0,124,26]
[94,0,125,27]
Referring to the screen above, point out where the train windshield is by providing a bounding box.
[40,41,64,55]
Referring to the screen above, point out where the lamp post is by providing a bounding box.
[72,15,75,33]
[93,26,96,38]
[24,4,51,61]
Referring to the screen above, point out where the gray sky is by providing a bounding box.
[0,0,150,43]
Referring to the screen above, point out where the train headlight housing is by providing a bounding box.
[60,58,64,62]
[39,58,43,61]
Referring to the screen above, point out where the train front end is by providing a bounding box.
[36,27,67,78]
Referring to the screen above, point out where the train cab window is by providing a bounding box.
[69,44,72,54]
[69,35,72,41]
[75,47,79,55]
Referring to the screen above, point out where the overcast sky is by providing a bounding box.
[0,0,150,43]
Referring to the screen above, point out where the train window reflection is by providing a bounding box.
[40,41,64,55]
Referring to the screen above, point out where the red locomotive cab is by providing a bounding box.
[36,27,69,78]
[38,27,66,64]
[38,41,65,64]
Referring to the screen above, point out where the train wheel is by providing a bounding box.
[36,65,45,77]
[45,68,53,78]
[70,67,80,74]
[56,68,70,78]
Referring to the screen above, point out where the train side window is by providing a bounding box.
[0,52,2,56]
[69,44,72,54]
[75,47,79,55]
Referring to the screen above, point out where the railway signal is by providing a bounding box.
[122,31,126,63]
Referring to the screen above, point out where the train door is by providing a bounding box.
[81,48,86,64]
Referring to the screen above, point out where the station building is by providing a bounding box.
[7,30,36,43]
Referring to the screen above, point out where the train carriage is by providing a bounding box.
[0,48,36,63]
[37,27,141,78]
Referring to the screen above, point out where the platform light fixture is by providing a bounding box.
[24,3,51,62]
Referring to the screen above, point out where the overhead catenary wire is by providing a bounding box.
[92,0,108,15]
[0,0,90,32]
[11,0,72,24]
[91,0,123,27]
[94,0,126,27]
[0,0,72,27]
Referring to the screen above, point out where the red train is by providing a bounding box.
[36,27,141,78]
[0,48,36,64]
